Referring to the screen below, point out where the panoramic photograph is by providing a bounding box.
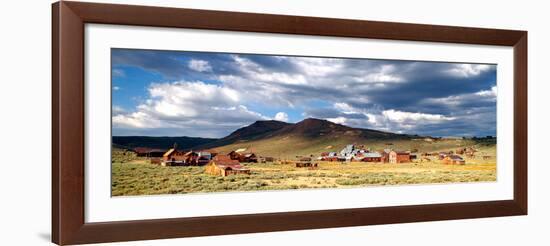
[111,48,497,196]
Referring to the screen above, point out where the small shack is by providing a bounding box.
[205,155,250,177]
[295,157,317,168]
[443,155,466,165]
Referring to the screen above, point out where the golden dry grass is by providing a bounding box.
[112,149,496,196]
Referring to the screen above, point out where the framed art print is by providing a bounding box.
[52,1,527,245]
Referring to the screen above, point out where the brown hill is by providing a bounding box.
[199,120,291,148]
[207,118,413,157]
[271,118,409,139]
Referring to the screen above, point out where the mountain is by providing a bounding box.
[269,118,408,139]
[221,120,291,142]
[113,118,416,157]
[206,118,413,158]
[198,120,291,148]
[112,136,218,150]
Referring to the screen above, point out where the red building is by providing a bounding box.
[389,151,410,163]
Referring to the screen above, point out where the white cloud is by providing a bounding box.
[382,109,455,123]
[112,81,268,137]
[188,59,212,72]
[113,86,121,91]
[294,57,343,76]
[353,64,404,83]
[231,55,307,85]
[327,117,347,125]
[333,102,355,113]
[274,112,289,122]
[218,74,298,107]
[309,102,457,133]
[113,111,158,128]
[476,85,497,97]
[446,64,492,78]
[421,85,497,108]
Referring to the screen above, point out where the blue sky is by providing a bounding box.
[112,48,497,138]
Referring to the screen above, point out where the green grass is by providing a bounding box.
[111,148,140,163]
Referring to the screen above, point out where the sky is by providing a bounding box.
[111,48,497,138]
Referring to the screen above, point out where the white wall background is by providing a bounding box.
[0,0,547,245]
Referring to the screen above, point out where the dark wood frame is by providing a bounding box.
[52,1,527,245]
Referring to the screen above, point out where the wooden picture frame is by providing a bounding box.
[52,1,527,245]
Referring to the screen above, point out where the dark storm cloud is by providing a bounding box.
[305,107,369,120]
[112,49,243,80]
[113,48,497,137]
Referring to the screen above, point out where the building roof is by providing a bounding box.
[218,163,248,170]
[364,152,382,158]
[449,155,464,160]
[391,151,409,155]
[212,155,238,163]
[212,160,240,166]
[210,155,245,169]
[163,148,175,157]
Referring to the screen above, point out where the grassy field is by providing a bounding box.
[111,146,496,196]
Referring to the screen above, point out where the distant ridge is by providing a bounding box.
[112,136,217,150]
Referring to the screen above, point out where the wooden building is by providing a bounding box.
[389,151,410,163]
[161,148,190,166]
[161,143,213,166]
[134,147,165,158]
[360,152,382,162]
[162,148,186,162]
[228,151,258,163]
[133,147,150,157]
[379,149,391,163]
[205,155,250,177]
[242,153,258,163]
